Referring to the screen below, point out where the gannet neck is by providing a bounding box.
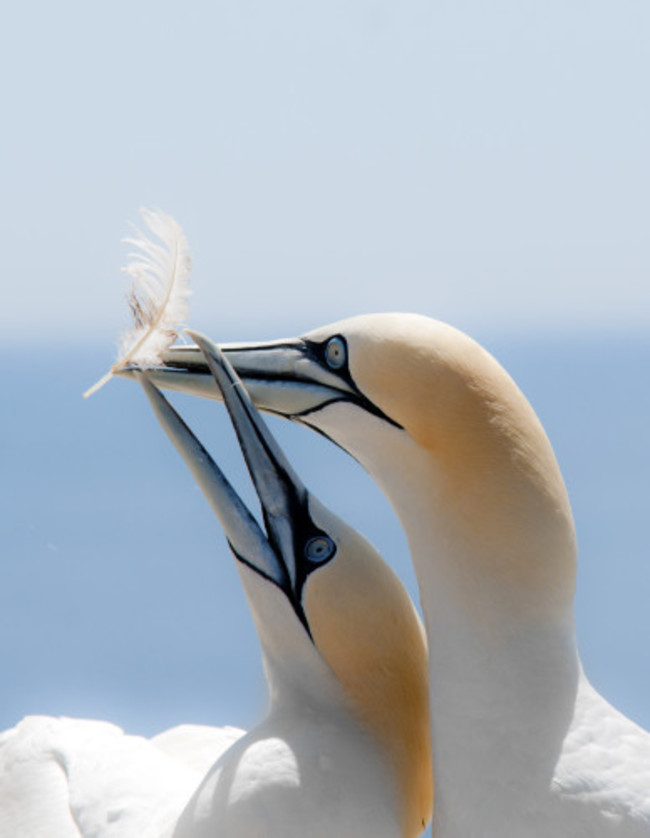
[237,562,352,716]
[240,509,432,838]
[308,404,585,829]
[304,500,432,837]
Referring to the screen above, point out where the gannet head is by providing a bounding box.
[129,312,577,623]
[138,332,432,837]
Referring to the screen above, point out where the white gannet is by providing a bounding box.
[135,333,433,837]
[1,330,431,838]
[139,312,650,837]
[0,716,243,837]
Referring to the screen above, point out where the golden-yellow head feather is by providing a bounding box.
[303,502,432,838]
[306,313,577,620]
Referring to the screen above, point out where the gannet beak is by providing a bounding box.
[120,335,400,428]
[138,373,288,591]
[137,334,335,631]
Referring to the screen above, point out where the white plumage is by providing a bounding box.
[4,332,432,837]
[0,716,243,838]
[147,311,650,836]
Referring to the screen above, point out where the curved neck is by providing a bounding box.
[350,426,580,835]
[262,640,428,838]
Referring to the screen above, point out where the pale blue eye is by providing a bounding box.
[325,337,346,370]
[305,536,335,563]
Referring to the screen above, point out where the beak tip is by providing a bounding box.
[184,330,230,382]
[183,327,208,349]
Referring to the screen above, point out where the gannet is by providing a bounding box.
[136,333,432,837]
[0,716,243,837]
[137,312,650,837]
[1,329,431,838]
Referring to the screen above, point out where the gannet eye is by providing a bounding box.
[305,535,336,563]
[324,336,346,370]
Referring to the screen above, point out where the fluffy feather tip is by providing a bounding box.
[83,209,192,399]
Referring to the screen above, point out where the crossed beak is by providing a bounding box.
[138,332,332,631]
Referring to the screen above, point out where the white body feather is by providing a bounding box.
[84,209,192,398]
[0,716,244,838]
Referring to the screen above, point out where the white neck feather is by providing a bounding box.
[177,567,405,838]
[314,406,583,836]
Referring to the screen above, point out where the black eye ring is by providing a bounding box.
[304,535,336,563]
[324,336,346,370]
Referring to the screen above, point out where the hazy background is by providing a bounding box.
[1,0,649,816]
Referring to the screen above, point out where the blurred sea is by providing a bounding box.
[2,334,649,751]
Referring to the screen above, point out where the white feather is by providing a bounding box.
[83,209,192,398]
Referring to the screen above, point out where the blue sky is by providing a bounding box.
[2,0,649,342]
[2,0,649,773]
